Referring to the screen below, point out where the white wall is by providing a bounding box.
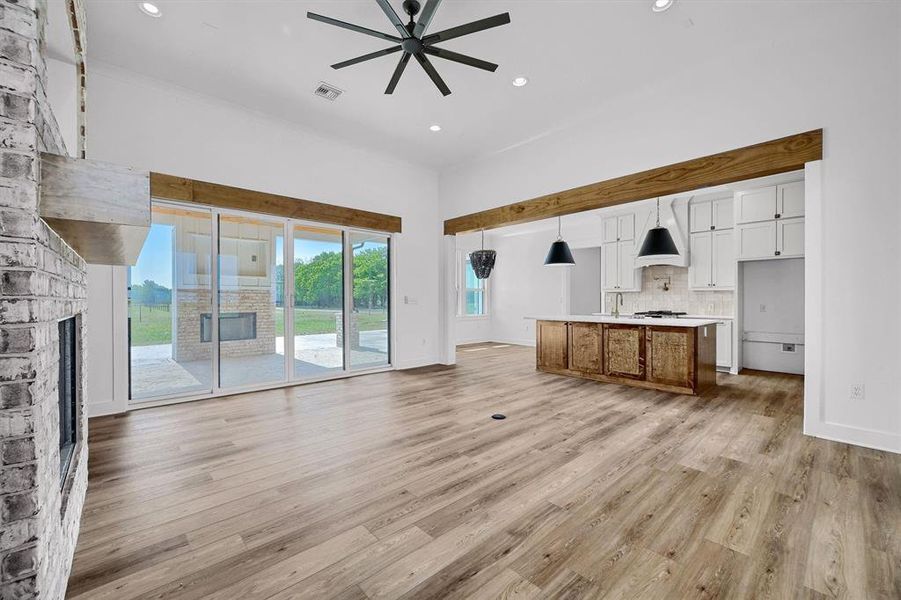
[85,62,440,416]
[570,248,601,315]
[488,231,568,347]
[741,258,805,374]
[45,57,78,156]
[440,4,901,452]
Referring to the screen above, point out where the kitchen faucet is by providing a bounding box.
[612,292,623,318]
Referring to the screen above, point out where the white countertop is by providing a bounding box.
[526,315,720,327]
[592,313,733,321]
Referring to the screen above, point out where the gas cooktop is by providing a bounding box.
[633,310,687,318]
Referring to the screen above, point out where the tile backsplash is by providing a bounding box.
[605,265,734,316]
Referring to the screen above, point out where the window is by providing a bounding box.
[459,253,487,317]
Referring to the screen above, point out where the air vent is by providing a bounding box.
[314,82,343,101]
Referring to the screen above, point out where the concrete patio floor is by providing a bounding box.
[129,331,388,400]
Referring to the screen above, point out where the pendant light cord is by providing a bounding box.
[656,198,661,227]
[557,216,562,240]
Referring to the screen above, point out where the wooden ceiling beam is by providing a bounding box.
[443,129,822,235]
[150,173,402,233]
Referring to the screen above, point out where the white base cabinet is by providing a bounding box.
[715,320,733,370]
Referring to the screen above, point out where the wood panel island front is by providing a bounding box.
[528,315,719,395]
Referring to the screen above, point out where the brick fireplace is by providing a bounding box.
[0,1,89,598]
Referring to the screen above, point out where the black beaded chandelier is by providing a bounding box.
[469,230,496,279]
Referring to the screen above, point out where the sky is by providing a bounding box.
[129,223,364,289]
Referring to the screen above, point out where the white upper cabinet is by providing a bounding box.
[712,229,735,288]
[602,241,640,292]
[618,214,634,241]
[713,198,734,230]
[603,214,634,243]
[736,187,778,224]
[602,218,618,243]
[690,202,712,233]
[778,181,805,219]
[735,180,804,260]
[737,221,777,260]
[689,229,734,290]
[689,232,712,288]
[691,197,733,233]
[777,217,805,257]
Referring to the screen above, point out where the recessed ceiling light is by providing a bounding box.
[512,76,529,87]
[429,124,442,132]
[139,2,161,17]
[652,0,674,12]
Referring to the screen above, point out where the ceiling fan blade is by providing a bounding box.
[374,0,412,38]
[412,0,442,38]
[385,52,412,94]
[307,12,402,44]
[423,13,511,45]
[422,46,497,72]
[332,46,402,69]
[414,52,451,96]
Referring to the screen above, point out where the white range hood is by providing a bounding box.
[634,197,689,268]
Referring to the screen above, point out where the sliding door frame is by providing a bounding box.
[127,198,396,410]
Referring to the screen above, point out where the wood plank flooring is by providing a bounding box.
[67,343,900,599]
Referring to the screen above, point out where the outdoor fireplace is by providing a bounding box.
[200,312,258,343]
[58,317,79,486]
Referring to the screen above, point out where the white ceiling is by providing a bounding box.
[83,1,815,169]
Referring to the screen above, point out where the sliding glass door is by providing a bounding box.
[217,214,286,389]
[350,232,390,369]
[130,202,392,403]
[292,224,345,378]
[129,204,213,400]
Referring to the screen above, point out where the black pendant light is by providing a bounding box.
[469,230,496,279]
[638,198,679,257]
[544,217,575,266]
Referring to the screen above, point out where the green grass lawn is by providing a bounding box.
[129,303,387,347]
[274,307,388,336]
[129,303,172,346]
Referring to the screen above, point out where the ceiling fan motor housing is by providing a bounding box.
[403,0,421,17]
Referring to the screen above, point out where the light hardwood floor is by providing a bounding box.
[68,343,900,599]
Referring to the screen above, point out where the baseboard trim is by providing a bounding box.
[487,338,535,348]
[805,420,900,454]
[87,400,123,418]
[394,356,440,370]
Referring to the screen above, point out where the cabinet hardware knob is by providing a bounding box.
[775,250,781,256]
[775,213,781,219]
[710,225,715,230]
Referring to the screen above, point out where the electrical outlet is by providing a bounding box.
[759,304,767,313]
[850,384,865,401]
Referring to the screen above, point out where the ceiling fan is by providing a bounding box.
[307,0,511,96]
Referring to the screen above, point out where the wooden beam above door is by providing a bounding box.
[443,129,822,235]
[150,173,402,233]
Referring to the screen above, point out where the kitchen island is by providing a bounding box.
[527,315,719,395]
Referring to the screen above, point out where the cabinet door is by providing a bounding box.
[715,321,733,368]
[603,325,645,380]
[617,242,637,291]
[690,201,712,233]
[537,321,568,370]
[689,232,712,289]
[602,242,619,291]
[777,217,804,257]
[713,197,734,230]
[618,215,634,241]
[646,327,694,389]
[569,322,602,373]
[737,221,777,260]
[736,187,777,224]
[778,181,805,219]
[602,219,619,244]
[712,229,735,288]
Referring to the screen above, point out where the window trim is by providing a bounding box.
[457,250,489,318]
